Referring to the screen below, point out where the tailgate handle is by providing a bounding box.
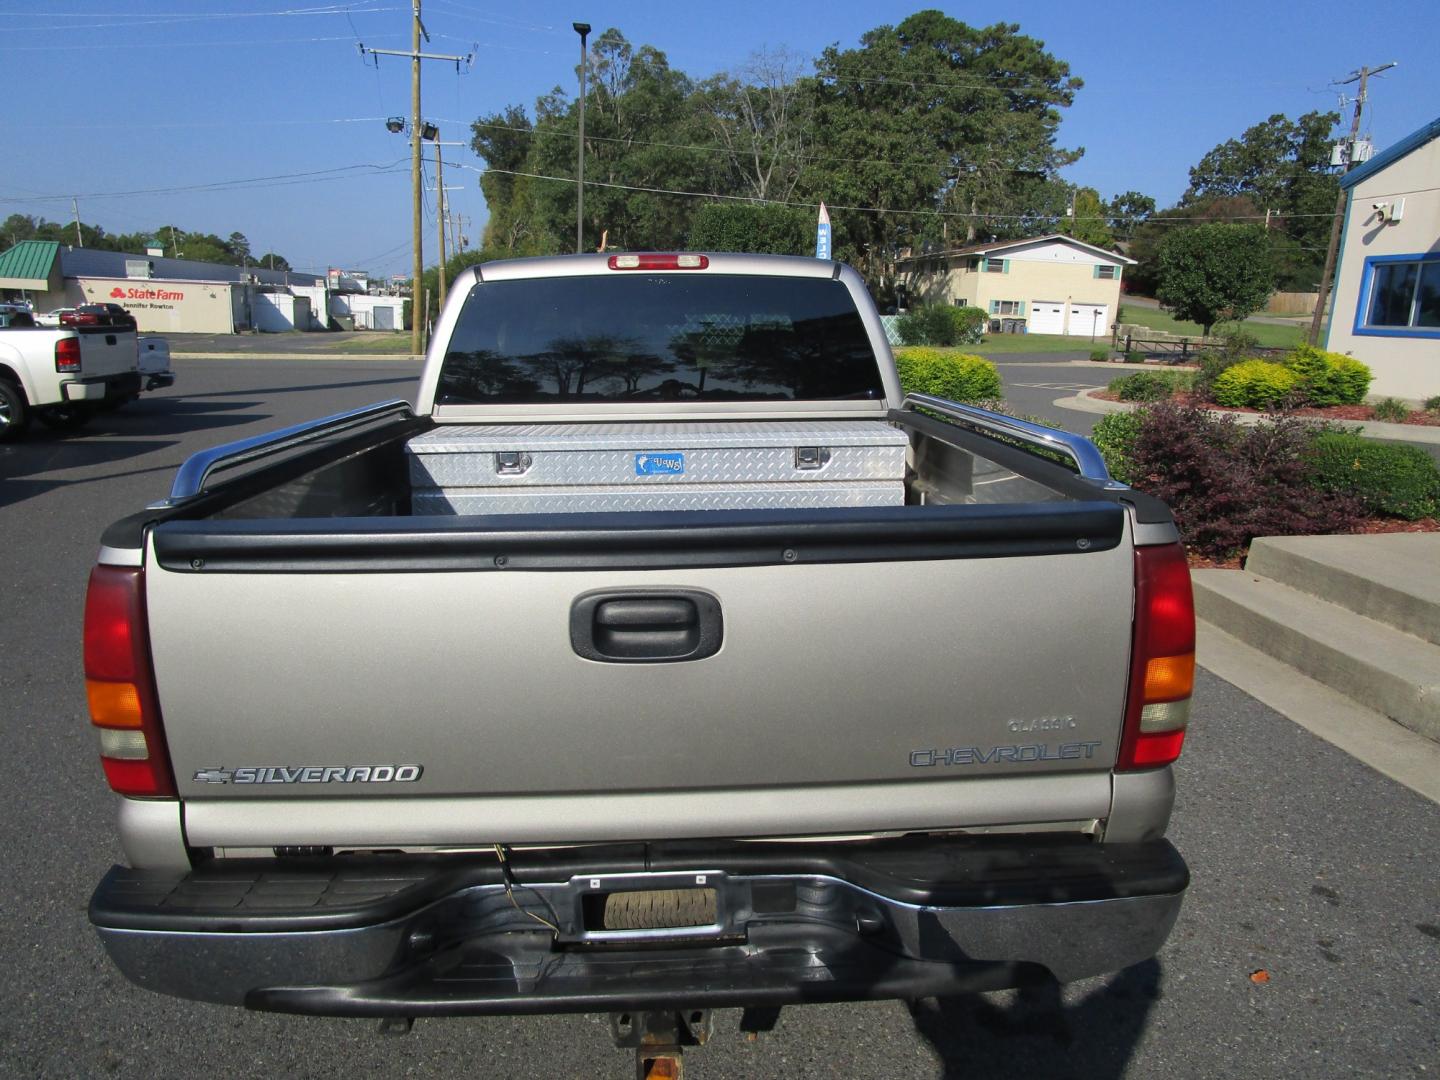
[571,589,723,663]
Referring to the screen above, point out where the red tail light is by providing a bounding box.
[1117,543,1195,771]
[83,566,176,797]
[55,337,81,373]
[607,254,709,270]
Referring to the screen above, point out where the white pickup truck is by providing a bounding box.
[85,253,1193,1071]
[0,321,141,439]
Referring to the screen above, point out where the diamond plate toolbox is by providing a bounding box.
[406,421,909,515]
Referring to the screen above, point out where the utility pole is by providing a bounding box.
[574,23,590,254]
[358,9,469,353]
[72,198,82,246]
[410,3,423,352]
[1308,61,1397,346]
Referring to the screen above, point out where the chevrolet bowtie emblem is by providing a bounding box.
[192,768,233,784]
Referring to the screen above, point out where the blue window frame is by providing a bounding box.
[1353,253,1440,338]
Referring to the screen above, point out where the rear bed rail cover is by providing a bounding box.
[149,502,1125,573]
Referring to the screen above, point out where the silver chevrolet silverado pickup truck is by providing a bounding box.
[86,253,1192,1064]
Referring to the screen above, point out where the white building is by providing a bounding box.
[1325,115,1440,401]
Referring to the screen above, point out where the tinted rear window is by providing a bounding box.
[436,274,882,404]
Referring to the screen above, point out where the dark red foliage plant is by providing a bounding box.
[1124,402,1361,558]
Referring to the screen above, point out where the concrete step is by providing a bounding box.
[1245,534,1440,646]
[1192,569,1440,743]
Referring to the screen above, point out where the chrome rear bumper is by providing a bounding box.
[92,837,1187,1015]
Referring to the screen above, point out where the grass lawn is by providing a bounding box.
[320,333,419,354]
[1118,305,1306,349]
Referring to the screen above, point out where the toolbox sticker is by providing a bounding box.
[636,452,685,476]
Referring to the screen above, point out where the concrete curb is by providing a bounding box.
[172,352,424,361]
[1197,620,1440,805]
[1054,388,1440,445]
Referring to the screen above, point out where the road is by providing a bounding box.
[1,357,1436,1078]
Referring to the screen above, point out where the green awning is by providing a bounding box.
[0,240,61,290]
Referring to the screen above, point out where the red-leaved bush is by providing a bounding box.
[1124,403,1362,557]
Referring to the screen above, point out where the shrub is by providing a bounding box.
[1372,397,1411,423]
[1124,350,1146,364]
[1112,403,1361,557]
[1211,359,1301,409]
[1424,395,1440,412]
[1108,370,1194,402]
[896,304,986,346]
[1089,348,1111,362]
[1090,410,1145,485]
[895,347,1002,402]
[1280,345,1371,406]
[1309,432,1440,520]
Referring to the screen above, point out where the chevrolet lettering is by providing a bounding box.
[909,742,1104,767]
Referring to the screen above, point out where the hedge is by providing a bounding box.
[1211,359,1301,409]
[1281,345,1371,406]
[894,347,1002,402]
[1308,432,1440,521]
[1107,370,1195,402]
[896,305,987,346]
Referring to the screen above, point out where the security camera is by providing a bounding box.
[1372,202,1388,211]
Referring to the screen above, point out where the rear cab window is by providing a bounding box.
[436,274,883,405]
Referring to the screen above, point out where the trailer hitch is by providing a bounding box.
[610,1009,713,1079]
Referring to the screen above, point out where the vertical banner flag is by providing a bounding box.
[815,202,831,260]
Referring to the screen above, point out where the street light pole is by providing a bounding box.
[573,22,590,255]
[410,2,424,353]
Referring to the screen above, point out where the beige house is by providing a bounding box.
[897,234,1134,338]
[1325,115,1440,401]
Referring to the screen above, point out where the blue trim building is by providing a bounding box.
[1325,115,1440,400]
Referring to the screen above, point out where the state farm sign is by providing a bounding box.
[109,285,185,302]
[75,276,237,333]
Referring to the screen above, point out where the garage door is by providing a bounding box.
[1067,304,1108,337]
[1029,301,1065,335]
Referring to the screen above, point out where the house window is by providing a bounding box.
[995,300,1023,315]
[983,258,1007,273]
[1095,265,1118,280]
[1357,255,1440,336]
[969,257,983,272]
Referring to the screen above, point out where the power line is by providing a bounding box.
[5,159,410,202]
[458,117,1064,176]
[451,161,1337,223]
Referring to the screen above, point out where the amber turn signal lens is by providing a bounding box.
[87,679,143,729]
[1143,653,1195,703]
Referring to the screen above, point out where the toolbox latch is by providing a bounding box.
[795,446,831,471]
[495,451,533,475]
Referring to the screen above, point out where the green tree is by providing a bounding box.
[1127,194,1261,296]
[1105,191,1155,241]
[256,252,291,271]
[698,48,814,202]
[802,11,1082,297]
[1183,111,1340,289]
[1156,223,1274,336]
[227,232,252,263]
[686,202,810,254]
[1060,186,1114,248]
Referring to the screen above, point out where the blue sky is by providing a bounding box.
[1,0,1435,277]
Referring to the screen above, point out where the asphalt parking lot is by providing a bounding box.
[1,356,1435,1078]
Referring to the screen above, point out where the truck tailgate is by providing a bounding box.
[145,506,1134,846]
[78,328,139,378]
